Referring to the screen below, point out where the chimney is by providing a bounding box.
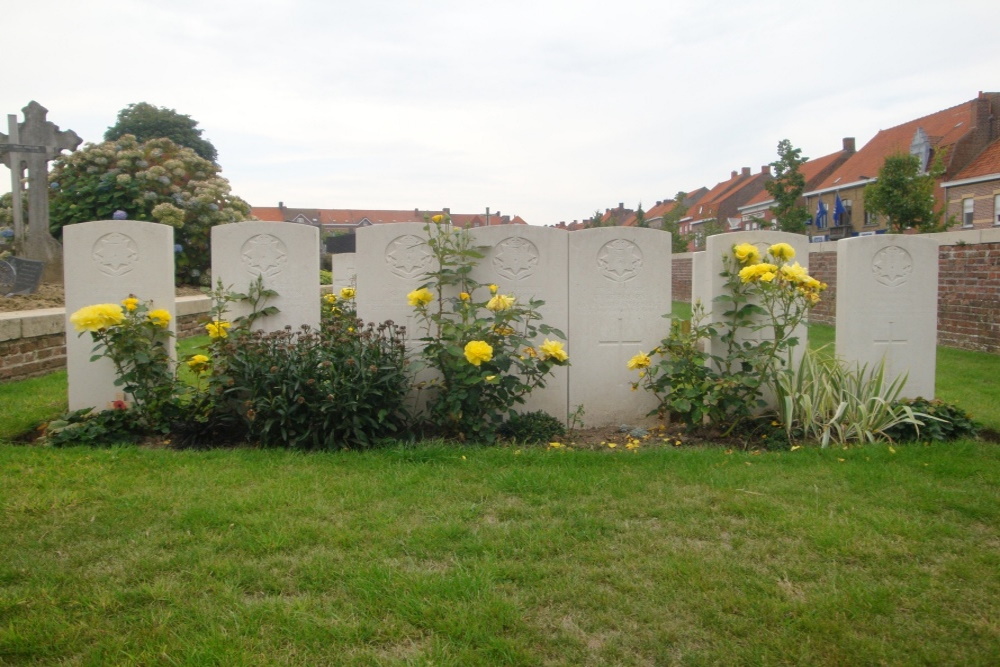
[761,165,771,175]
[414,208,419,216]
[656,200,662,206]
[843,137,856,153]
[619,202,624,209]
[741,167,751,177]
[278,201,285,211]
[731,170,738,179]
[502,215,511,224]
[443,207,450,214]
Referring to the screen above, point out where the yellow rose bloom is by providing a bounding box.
[431,214,445,223]
[627,352,651,370]
[147,309,171,327]
[459,292,471,301]
[759,271,776,283]
[488,283,498,294]
[486,294,515,311]
[464,340,493,366]
[70,303,125,332]
[779,261,808,283]
[205,320,231,339]
[733,243,760,265]
[122,297,139,312]
[407,287,434,308]
[768,242,795,261]
[186,354,210,373]
[323,293,337,304]
[339,287,356,300]
[539,339,568,362]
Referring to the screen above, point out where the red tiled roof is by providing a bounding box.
[813,100,979,192]
[251,207,285,221]
[250,207,527,227]
[954,136,1000,179]
[743,147,853,207]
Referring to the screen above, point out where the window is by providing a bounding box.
[994,194,1000,226]
[842,199,853,227]
[864,210,878,226]
[963,198,974,227]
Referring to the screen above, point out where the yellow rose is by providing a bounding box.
[147,309,171,327]
[69,303,125,332]
[759,271,776,283]
[464,340,493,366]
[459,292,471,301]
[768,242,795,261]
[122,297,139,312]
[186,354,210,373]
[488,284,498,294]
[486,294,515,311]
[407,287,434,308]
[779,262,808,283]
[733,243,761,265]
[323,293,337,304]
[205,320,231,339]
[539,339,568,362]
[627,352,651,370]
[431,214,445,223]
[339,287,356,300]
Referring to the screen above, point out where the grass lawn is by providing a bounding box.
[2,442,999,664]
[1,313,998,663]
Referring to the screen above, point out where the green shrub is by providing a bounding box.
[497,411,566,444]
[43,407,147,447]
[319,270,332,285]
[884,398,979,442]
[212,316,410,450]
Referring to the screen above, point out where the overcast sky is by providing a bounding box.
[4,0,998,225]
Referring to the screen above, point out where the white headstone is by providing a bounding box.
[331,252,357,294]
[836,235,938,398]
[211,221,319,332]
[64,220,174,411]
[568,227,671,426]
[705,231,811,382]
[470,225,570,422]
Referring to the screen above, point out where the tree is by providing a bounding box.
[863,152,945,233]
[105,103,218,163]
[634,202,648,228]
[764,139,811,233]
[48,135,251,284]
[587,210,605,228]
[660,191,693,253]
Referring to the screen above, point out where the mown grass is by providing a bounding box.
[1,442,998,664]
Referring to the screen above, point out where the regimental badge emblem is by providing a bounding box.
[241,234,288,278]
[871,245,913,287]
[385,234,433,279]
[597,239,643,282]
[492,237,539,280]
[92,232,139,277]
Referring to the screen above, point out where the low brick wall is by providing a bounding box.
[1,296,212,383]
[670,231,1000,354]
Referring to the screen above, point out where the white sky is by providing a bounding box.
[4,0,998,225]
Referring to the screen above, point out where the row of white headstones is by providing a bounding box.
[64,220,937,426]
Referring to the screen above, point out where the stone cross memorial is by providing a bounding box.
[1,102,82,283]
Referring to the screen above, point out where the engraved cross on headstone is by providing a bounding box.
[598,306,643,358]
[873,320,908,374]
[0,101,82,282]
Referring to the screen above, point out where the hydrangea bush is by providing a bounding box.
[48,135,252,284]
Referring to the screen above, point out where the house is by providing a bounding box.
[737,138,856,233]
[679,167,771,248]
[941,136,1000,229]
[620,188,708,229]
[802,91,1000,240]
[251,203,527,234]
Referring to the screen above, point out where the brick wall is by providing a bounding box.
[673,255,692,302]
[938,243,1000,352]
[0,332,66,382]
[670,238,999,354]
[806,251,837,326]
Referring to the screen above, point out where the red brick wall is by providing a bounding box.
[938,243,1000,353]
[673,256,692,302]
[807,251,837,326]
[0,333,66,382]
[945,180,1000,230]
